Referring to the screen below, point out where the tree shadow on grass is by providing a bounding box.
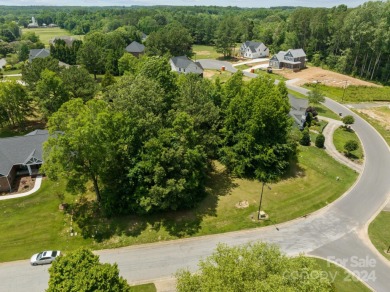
[68,162,237,241]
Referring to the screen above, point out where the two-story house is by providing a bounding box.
[269,49,306,71]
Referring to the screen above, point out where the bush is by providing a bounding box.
[315,133,325,148]
[342,115,355,126]
[300,128,311,146]
[344,140,358,155]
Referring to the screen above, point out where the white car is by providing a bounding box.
[30,250,61,266]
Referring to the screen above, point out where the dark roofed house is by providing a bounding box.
[0,130,48,192]
[269,49,306,71]
[29,48,50,62]
[170,56,204,77]
[289,95,309,130]
[49,36,76,47]
[125,41,145,58]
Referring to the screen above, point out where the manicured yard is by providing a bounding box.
[368,211,390,261]
[130,283,156,292]
[21,27,83,47]
[333,127,364,162]
[311,257,372,292]
[0,144,357,263]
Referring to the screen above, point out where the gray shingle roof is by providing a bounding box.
[288,49,306,58]
[170,56,203,74]
[125,41,145,53]
[29,49,50,62]
[0,130,48,176]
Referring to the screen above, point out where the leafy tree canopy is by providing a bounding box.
[47,248,131,292]
[176,242,334,291]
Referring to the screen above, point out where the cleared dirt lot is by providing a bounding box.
[275,66,380,87]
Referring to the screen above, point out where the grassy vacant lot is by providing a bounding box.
[193,44,241,60]
[354,107,390,146]
[0,144,357,263]
[21,27,83,47]
[203,69,251,83]
[303,84,390,103]
[193,45,223,60]
[312,258,372,292]
[333,127,364,162]
[368,211,390,261]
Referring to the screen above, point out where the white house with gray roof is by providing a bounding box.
[0,130,48,192]
[240,41,269,59]
[170,56,204,76]
[269,49,306,71]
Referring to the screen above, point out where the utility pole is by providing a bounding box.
[257,182,271,220]
[342,80,348,102]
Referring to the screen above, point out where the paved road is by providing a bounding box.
[1,62,389,292]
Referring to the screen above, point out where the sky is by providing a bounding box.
[0,0,371,8]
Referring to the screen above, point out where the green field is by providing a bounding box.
[21,27,83,47]
[368,211,390,261]
[130,283,156,292]
[303,83,390,103]
[312,258,372,292]
[193,44,240,60]
[333,127,364,162]
[0,143,357,263]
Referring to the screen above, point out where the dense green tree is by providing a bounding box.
[21,31,40,43]
[220,76,295,183]
[146,22,193,57]
[176,242,334,291]
[300,127,311,146]
[174,73,221,157]
[214,17,239,58]
[221,70,244,111]
[47,248,131,292]
[18,43,29,62]
[344,140,358,156]
[315,133,325,148]
[0,81,32,127]
[342,115,355,127]
[43,99,114,201]
[308,86,325,104]
[60,66,97,101]
[35,69,69,117]
[22,56,61,90]
[0,42,14,57]
[130,112,208,212]
[118,52,140,75]
[77,32,107,79]
[138,56,178,106]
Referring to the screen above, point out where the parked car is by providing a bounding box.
[30,250,61,266]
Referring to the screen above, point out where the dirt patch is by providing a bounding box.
[235,200,249,209]
[355,107,390,131]
[276,67,381,88]
[196,50,212,56]
[203,70,216,78]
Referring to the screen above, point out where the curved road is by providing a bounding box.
[0,63,389,292]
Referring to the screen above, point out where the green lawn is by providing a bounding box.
[193,45,223,60]
[333,127,364,162]
[311,257,372,292]
[368,211,390,261]
[0,144,357,263]
[130,283,156,292]
[2,69,22,75]
[21,27,83,47]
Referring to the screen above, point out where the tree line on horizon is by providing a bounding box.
[1,2,389,83]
